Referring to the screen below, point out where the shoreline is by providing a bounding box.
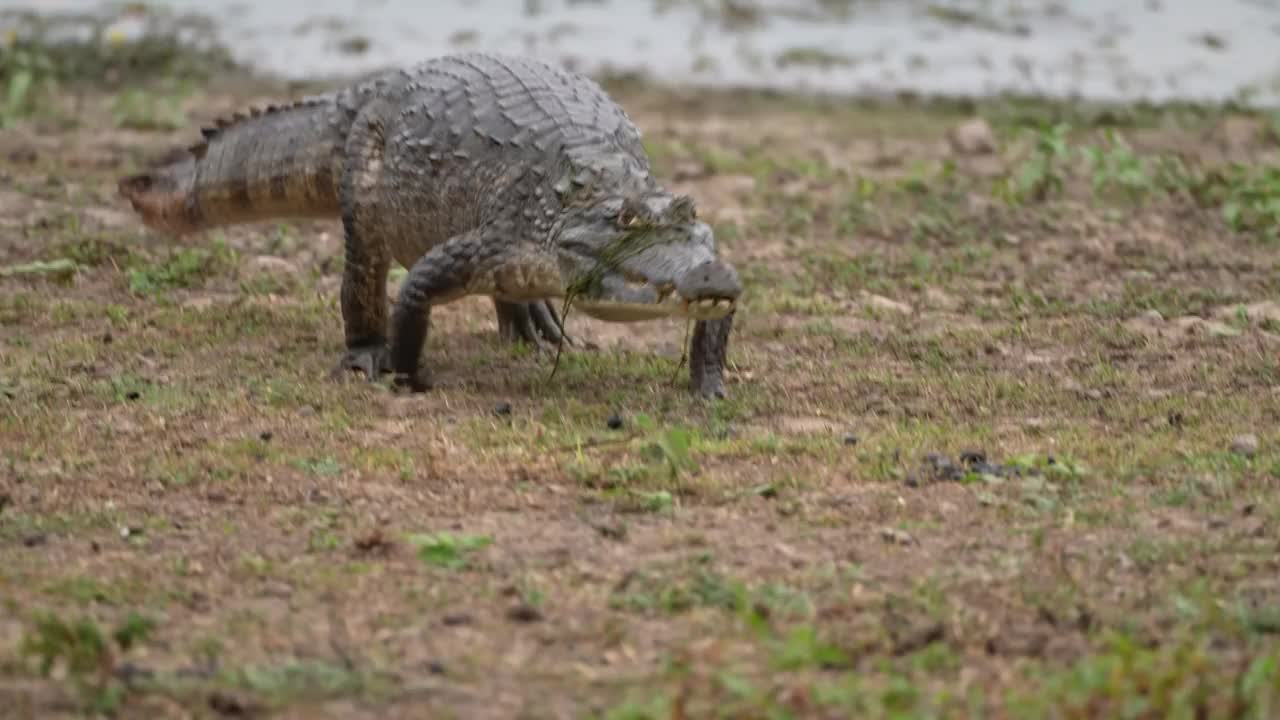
[5,0,1280,111]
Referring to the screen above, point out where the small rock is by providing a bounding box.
[671,160,708,181]
[1214,301,1280,326]
[353,530,394,555]
[208,691,254,717]
[507,604,544,623]
[7,147,37,165]
[1206,322,1242,338]
[606,413,624,430]
[246,255,299,277]
[863,293,913,316]
[1173,316,1240,337]
[879,527,916,546]
[182,296,218,311]
[948,117,997,155]
[593,521,628,541]
[1229,433,1259,458]
[923,452,962,482]
[81,207,135,230]
[1216,115,1265,152]
[493,401,513,416]
[262,581,292,599]
[923,287,959,311]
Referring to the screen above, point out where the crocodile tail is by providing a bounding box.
[118,150,202,236]
[118,98,355,235]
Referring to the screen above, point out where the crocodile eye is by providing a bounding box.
[668,195,697,223]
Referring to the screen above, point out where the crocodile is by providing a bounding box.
[117,52,741,398]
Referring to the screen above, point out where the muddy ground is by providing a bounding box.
[1,47,1279,719]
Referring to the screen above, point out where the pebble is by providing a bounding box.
[246,255,299,277]
[507,604,544,623]
[879,527,917,546]
[1229,433,1259,458]
[864,293,914,316]
[948,117,997,155]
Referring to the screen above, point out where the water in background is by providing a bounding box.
[3,0,1279,107]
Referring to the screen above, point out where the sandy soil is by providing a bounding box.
[1,62,1278,719]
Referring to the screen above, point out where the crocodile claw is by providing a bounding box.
[495,300,573,351]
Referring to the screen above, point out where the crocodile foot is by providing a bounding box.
[495,300,573,351]
[331,343,391,382]
[689,312,735,400]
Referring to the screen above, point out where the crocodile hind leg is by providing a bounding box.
[493,299,572,349]
[333,101,394,381]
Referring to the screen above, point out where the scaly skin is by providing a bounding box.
[119,53,741,398]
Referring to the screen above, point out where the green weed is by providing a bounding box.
[1004,121,1072,203]
[407,532,494,570]
[21,610,156,714]
[127,240,237,295]
[1082,130,1155,202]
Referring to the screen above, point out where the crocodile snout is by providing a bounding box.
[677,259,742,302]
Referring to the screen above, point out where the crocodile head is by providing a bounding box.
[553,190,742,322]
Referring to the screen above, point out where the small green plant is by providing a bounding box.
[110,86,188,130]
[1,45,59,126]
[1216,165,1280,242]
[407,532,493,570]
[1006,121,1072,203]
[643,427,699,482]
[127,240,237,295]
[21,611,156,714]
[0,259,78,282]
[291,456,343,477]
[611,566,748,615]
[1081,130,1153,202]
[769,624,851,671]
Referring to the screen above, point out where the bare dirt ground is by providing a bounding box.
[1,50,1279,719]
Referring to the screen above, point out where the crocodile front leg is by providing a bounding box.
[388,229,500,391]
[689,310,735,400]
